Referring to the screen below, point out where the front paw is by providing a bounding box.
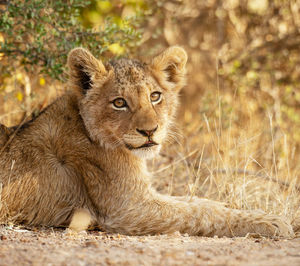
[249,213,294,238]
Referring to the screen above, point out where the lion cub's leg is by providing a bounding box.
[103,193,294,238]
[67,208,92,234]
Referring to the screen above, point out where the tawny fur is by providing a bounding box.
[0,47,295,237]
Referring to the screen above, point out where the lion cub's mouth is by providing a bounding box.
[125,140,158,150]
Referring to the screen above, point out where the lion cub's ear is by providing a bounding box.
[68,48,108,94]
[150,46,187,92]
[0,124,10,146]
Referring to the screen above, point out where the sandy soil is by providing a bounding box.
[0,226,300,266]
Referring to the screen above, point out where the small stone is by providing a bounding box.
[186,251,194,256]
[85,240,99,247]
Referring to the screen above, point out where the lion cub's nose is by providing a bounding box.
[136,126,158,137]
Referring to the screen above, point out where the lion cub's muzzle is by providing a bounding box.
[125,125,159,150]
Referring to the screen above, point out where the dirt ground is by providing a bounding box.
[0,226,299,266]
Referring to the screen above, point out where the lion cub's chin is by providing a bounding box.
[131,145,161,159]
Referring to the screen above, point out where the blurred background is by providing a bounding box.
[0,0,299,223]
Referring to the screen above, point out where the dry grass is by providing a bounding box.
[151,111,300,218]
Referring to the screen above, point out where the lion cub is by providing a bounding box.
[0,47,294,237]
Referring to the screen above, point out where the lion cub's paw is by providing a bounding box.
[68,208,92,233]
[253,214,294,238]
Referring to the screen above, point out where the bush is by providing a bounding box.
[0,0,145,79]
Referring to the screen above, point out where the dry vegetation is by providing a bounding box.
[0,0,299,230]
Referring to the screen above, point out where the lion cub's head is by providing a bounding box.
[67,46,187,158]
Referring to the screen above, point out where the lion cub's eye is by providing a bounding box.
[112,98,127,109]
[150,91,162,103]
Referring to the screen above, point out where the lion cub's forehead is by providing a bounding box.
[108,58,152,88]
[105,58,161,99]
